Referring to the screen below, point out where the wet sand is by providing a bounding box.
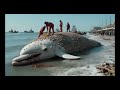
[49,34,115,76]
[5,33,115,76]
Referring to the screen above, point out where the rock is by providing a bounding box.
[87,66,90,68]
[70,65,74,67]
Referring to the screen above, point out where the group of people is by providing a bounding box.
[59,20,70,32]
[38,20,70,38]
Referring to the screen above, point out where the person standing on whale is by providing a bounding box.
[67,22,70,32]
[59,20,63,32]
[44,22,54,35]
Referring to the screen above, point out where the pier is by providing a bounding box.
[90,23,115,40]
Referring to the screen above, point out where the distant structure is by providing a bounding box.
[90,16,115,37]
[71,26,87,35]
[94,27,102,31]
[9,29,18,33]
[90,23,115,36]
[24,28,34,33]
[71,26,77,33]
[90,27,102,32]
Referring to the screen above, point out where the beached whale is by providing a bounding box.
[12,32,102,66]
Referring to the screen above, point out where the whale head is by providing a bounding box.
[12,39,56,66]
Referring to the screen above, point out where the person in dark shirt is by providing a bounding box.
[67,22,70,32]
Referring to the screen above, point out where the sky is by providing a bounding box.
[5,14,115,32]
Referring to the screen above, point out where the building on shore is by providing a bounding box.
[90,23,115,36]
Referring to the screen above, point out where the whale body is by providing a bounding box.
[12,32,101,66]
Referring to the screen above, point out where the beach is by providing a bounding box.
[49,33,115,76]
[5,32,115,76]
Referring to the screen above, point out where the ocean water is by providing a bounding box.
[5,32,115,76]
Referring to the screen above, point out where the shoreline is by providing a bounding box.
[81,34,115,76]
[5,33,115,76]
[52,34,115,76]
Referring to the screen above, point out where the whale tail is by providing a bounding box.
[55,51,81,60]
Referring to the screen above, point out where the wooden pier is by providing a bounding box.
[91,24,115,37]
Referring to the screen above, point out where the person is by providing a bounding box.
[67,22,70,32]
[38,26,46,38]
[44,22,54,35]
[59,20,63,32]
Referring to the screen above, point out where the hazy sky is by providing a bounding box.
[5,14,115,32]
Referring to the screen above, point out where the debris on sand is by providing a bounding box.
[112,43,115,47]
[103,38,111,40]
[32,64,55,68]
[96,62,115,76]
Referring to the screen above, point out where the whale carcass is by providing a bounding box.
[12,32,102,66]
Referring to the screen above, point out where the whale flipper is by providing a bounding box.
[55,51,81,60]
